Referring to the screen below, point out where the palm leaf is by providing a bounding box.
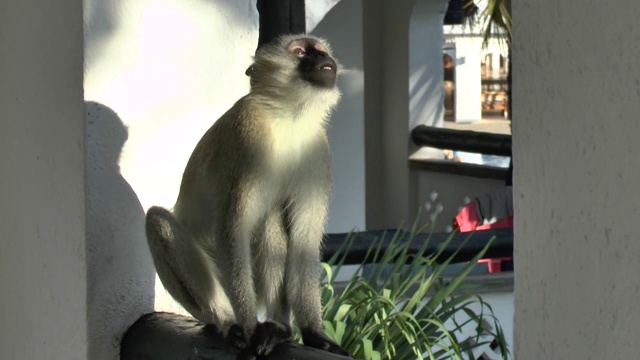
[463,0,512,48]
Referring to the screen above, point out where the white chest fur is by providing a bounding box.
[267,113,327,171]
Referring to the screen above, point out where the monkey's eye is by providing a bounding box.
[292,47,306,57]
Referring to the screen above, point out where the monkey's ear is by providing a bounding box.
[245,65,255,77]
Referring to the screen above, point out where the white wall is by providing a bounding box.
[311,0,366,233]
[409,0,449,131]
[0,0,88,359]
[363,0,449,230]
[84,0,258,358]
[513,1,640,358]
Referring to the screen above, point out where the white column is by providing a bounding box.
[490,53,500,71]
[453,37,483,123]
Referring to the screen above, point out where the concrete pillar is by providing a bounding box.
[0,0,87,358]
[514,1,640,358]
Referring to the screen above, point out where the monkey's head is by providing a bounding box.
[246,34,340,104]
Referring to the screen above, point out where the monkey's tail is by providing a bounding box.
[144,206,201,312]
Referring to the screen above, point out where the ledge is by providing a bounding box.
[120,312,352,360]
[449,271,514,295]
[408,158,509,180]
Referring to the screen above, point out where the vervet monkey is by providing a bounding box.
[145,34,348,358]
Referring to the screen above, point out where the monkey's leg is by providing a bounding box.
[254,208,290,323]
[286,191,350,356]
[243,209,293,358]
[215,189,266,341]
[145,207,236,335]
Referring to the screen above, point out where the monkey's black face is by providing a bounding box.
[288,39,337,89]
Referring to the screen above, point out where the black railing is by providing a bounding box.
[411,125,512,157]
[323,228,513,265]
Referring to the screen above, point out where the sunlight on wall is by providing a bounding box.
[83,1,258,358]
[85,0,258,210]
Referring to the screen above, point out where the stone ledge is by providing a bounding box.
[408,158,510,180]
[120,312,352,360]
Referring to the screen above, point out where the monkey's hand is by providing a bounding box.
[236,321,292,360]
[301,328,351,357]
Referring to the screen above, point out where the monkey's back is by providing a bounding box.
[172,97,267,235]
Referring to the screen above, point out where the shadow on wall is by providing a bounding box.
[84,0,120,67]
[408,0,449,130]
[85,102,155,360]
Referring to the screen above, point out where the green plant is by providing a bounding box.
[319,225,510,360]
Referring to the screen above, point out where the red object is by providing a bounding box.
[453,203,513,273]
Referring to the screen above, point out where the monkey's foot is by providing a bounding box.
[237,321,292,359]
[301,328,350,357]
[226,324,247,354]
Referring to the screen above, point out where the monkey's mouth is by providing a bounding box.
[303,59,338,87]
[318,62,336,71]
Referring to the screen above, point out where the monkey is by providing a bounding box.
[144,34,349,359]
